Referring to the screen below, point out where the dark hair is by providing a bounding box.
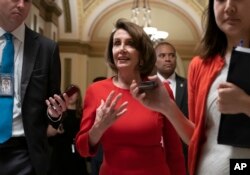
[65,84,82,119]
[105,18,156,79]
[198,0,227,60]
[154,41,176,54]
[92,76,106,82]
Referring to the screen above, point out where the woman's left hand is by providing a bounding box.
[217,82,250,116]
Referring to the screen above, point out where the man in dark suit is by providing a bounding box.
[0,1,68,175]
[155,42,188,174]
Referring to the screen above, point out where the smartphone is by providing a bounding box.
[62,85,78,97]
[138,80,158,91]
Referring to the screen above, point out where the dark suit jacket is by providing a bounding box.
[175,73,189,175]
[175,73,188,117]
[21,26,61,175]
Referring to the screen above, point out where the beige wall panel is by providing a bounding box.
[60,53,88,95]
[44,22,58,41]
[182,60,192,77]
[87,57,108,86]
[57,0,80,39]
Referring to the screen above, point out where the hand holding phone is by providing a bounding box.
[138,80,158,91]
[61,85,78,98]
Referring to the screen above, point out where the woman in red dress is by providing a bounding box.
[76,18,185,175]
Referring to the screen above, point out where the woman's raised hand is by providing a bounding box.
[94,90,128,129]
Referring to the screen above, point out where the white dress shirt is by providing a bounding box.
[0,24,25,137]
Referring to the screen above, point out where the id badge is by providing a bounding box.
[0,73,14,97]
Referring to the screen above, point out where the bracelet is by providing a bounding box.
[47,111,62,122]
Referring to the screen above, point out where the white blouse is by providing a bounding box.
[196,52,250,175]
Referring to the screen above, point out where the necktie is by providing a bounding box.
[164,80,171,87]
[0,33,14,143]
[164,80,175,99]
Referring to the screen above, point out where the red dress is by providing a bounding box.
[76,78,185,175]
